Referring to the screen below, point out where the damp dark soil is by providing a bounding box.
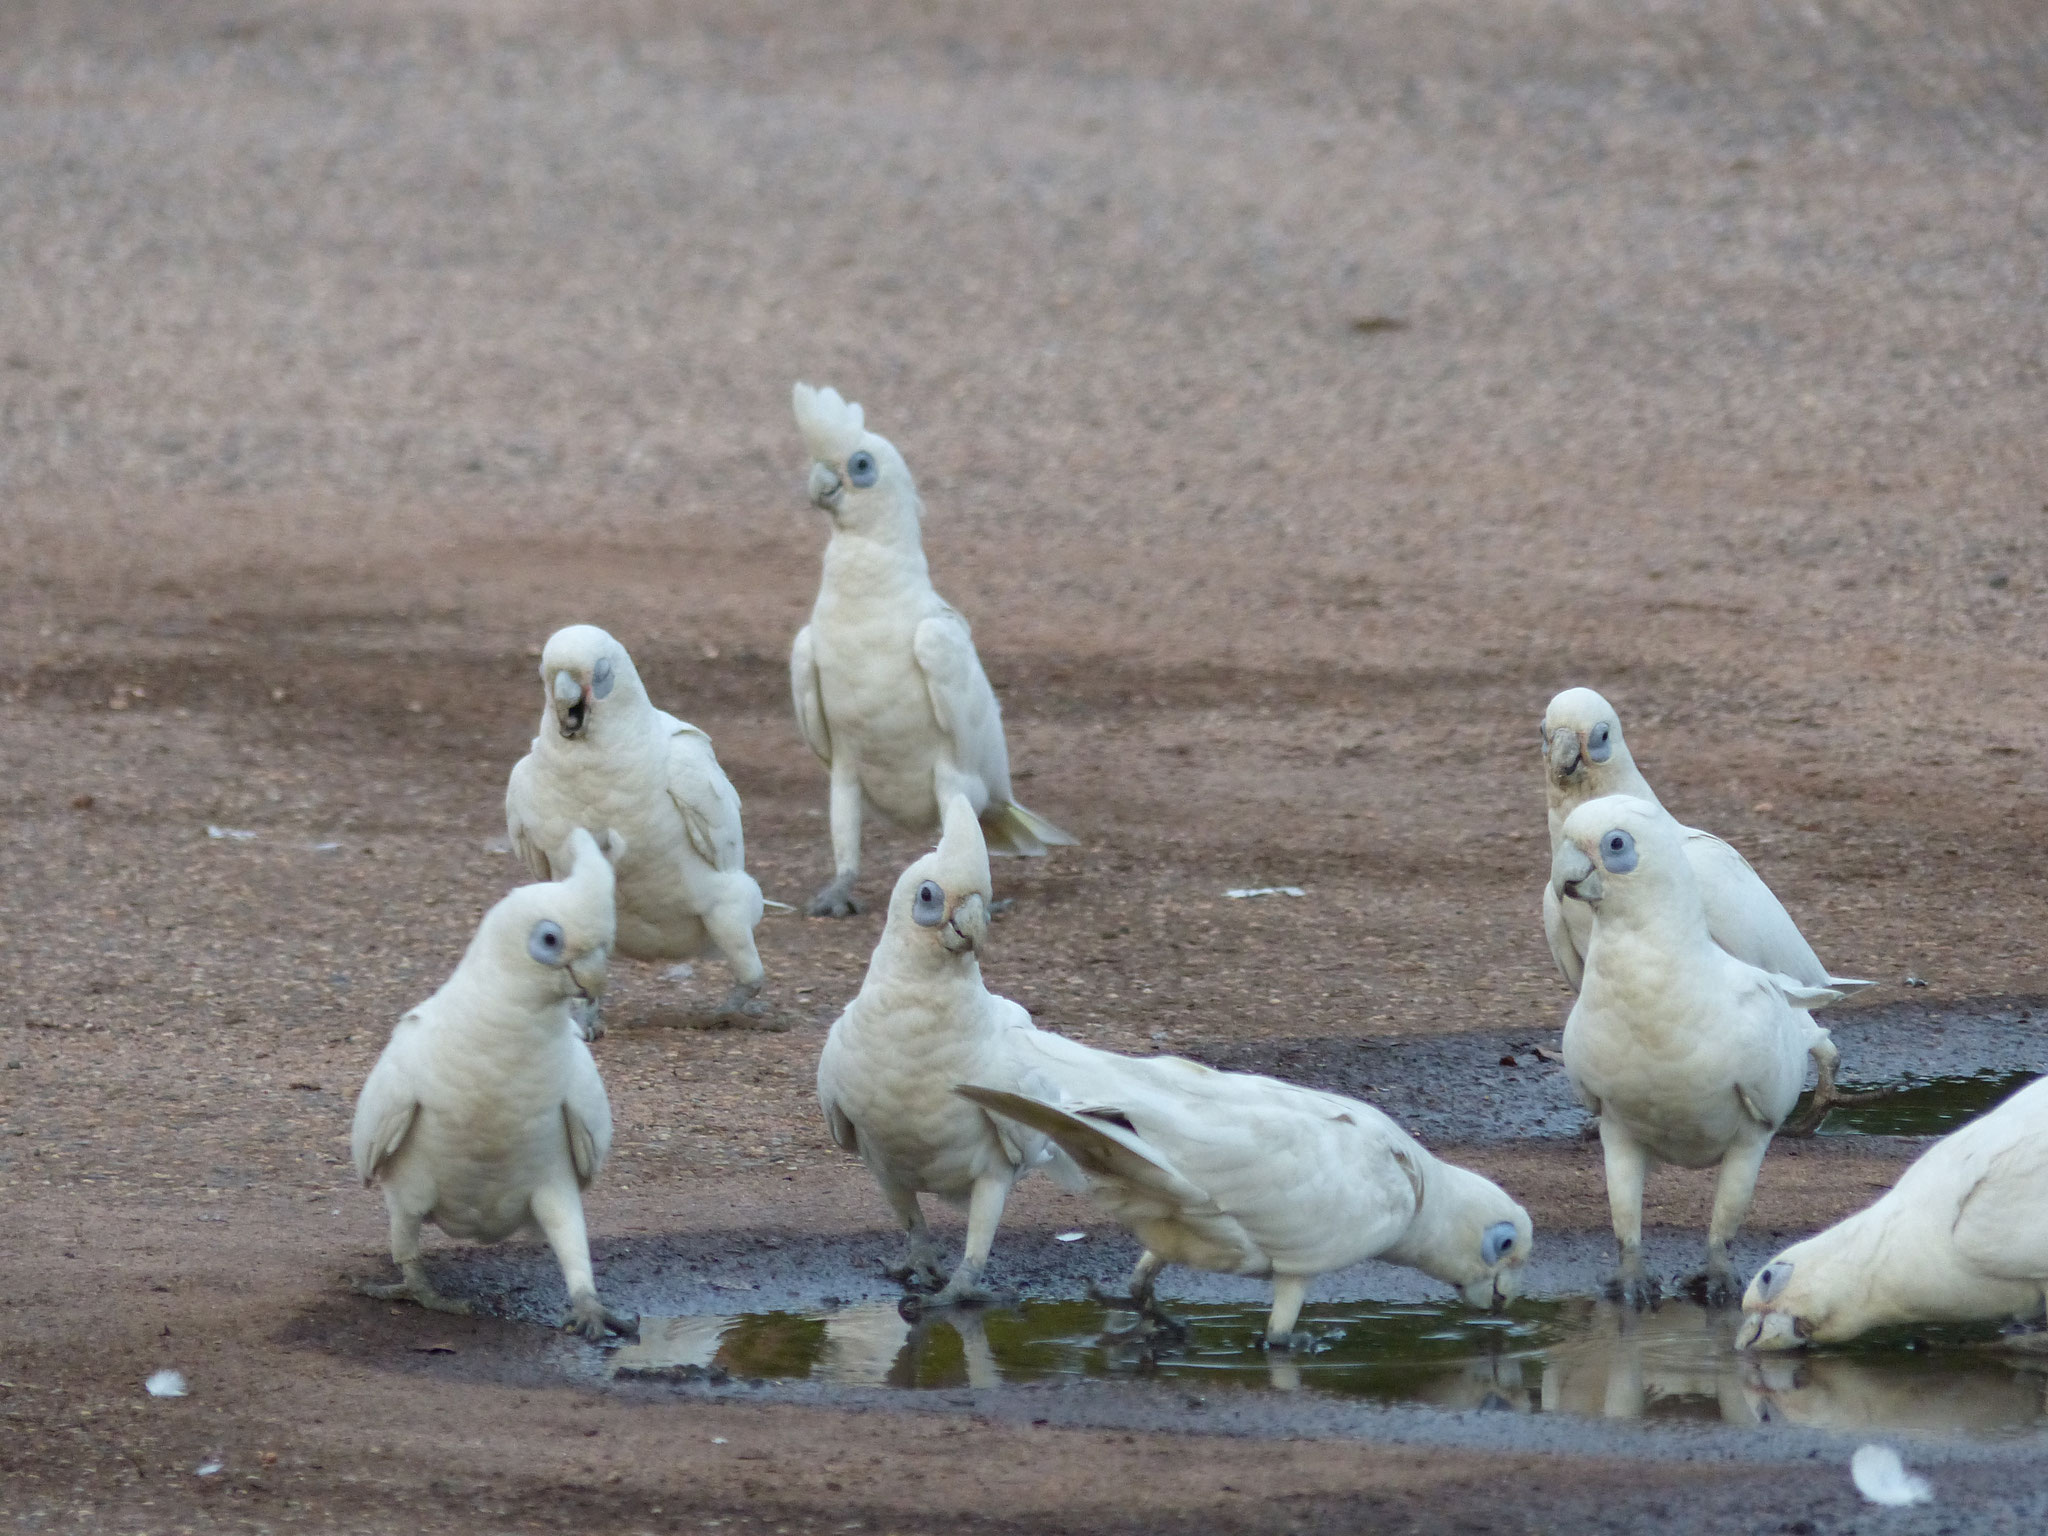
[8,1,2048,1533]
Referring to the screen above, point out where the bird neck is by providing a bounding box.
[823,517,931,588]
[1378,1150,1465,1283]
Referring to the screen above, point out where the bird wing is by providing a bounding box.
[1542,881,1585,990]
[561,1039,613,1188]
[350,1010,426,1184]
[789,624,832,766]
[955,1087,1214,1207]
[504,750,555,881]
[912,607,1011,798]
[1683,828,1832,988]
[816,1024,860,1153]
[658,712,746,872]
[1949,1090,2048,1282]
[1143,1074,1422,1272]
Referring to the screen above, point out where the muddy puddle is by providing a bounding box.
[606,1297,2048,1439]
[1818,1069,2038,1136]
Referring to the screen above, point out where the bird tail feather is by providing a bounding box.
[981,802,1078,858]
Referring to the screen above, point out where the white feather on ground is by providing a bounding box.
[1740,1074,2048,1349]
[1538,686,1868,995]
[349,827,638,1341]
[788,383,1073,917]
[815,797,1082,1307]
[506,624,767,1023]
[1554,794,1839,1308]
[1851,1445,1933,1507]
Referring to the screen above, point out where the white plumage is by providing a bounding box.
[507,624,767,1027]
[1739,1074,2048,1350]
[1850,1446,1934,1507]
[961,1049,1531,1345]
[788,383,1074,917]
[1538,686,1867,996]
[1554,795,1839,1308]
[815,796,1079,1306]
[350,827,638,1340]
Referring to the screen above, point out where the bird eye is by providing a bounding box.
[846,450,878,488]
[1482,1221,1517,1266]
[527,919,568,966]
[1599,827,1637,874]
[911,880,945,927]
[591,657,615,700]
[1586,721,1613,763]
[1755,1262,1793,1303]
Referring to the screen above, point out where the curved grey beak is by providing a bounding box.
[808,462,844,512]
[1545,726,1583,781]
[568,947,610,1001]
[553,670,591,738]
[941,892,989,955]
[1551,841,1602,905]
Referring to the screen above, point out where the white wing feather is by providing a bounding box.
[789,624,831,766]
[912,608,1011,799]
[561,1038,613,1188]
[504,751,555,881]
[657,712,745,872]
[350,1010,427,1184]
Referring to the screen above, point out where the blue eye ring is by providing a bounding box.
[1586,721,1613,763]
[591,657,615,700]
[1599,827,1637,874]
[846,450,878,488]
[911,880,945,927]
[528,919,568,966]
[1482,1221,1517,1266]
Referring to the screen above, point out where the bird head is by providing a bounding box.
[478,826,623,1010]
[792,382,922,544]
[538,625,644,742]
[1405,1160,1533,1311]
[1550,794,1690,920]
[1736,1231,1869,1350]
[1538,687,1644,800]
[886,796,993,960]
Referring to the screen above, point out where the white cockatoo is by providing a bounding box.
[1738,1075,2048,1350]
[350,827,639,1341]
[1539,686,1868,993]
[1554,794,1841,1308]
[788,383,1074,917]
[507,624,767,1029]
[961,1060,1531,1347]
[1540,686,1866,1132]
[815,796,1080,1306]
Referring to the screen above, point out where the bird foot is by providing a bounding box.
[708,985,785,1031]
[1778,1091,1834,1138]
[353,1266,473,1317]
[899,1280,1000,1321]
[1604,1269,1662,1310]
[1085,1281,1189,1342]
[1680,1268,1741,1308]
[805,875,862,918]
[882,1254,949,1292]
[563,1293,640,1342]
[570,996,605,1043]
[1255,1330,1313,1354]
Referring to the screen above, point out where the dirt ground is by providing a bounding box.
[3,0,2047,1530]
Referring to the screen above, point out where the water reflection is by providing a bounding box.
[611,1296,2048,1438]
[1820,1069,2038,1136]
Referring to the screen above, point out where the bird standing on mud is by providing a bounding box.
[507,624,769,1030]
[1554,795,1841,1308]
[816,797,1080,1307]
[1539,685,1864,1132]
[788,383,1074,917]
[350,827,639,1340]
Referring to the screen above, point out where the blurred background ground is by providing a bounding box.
[1,0,2044,1530]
